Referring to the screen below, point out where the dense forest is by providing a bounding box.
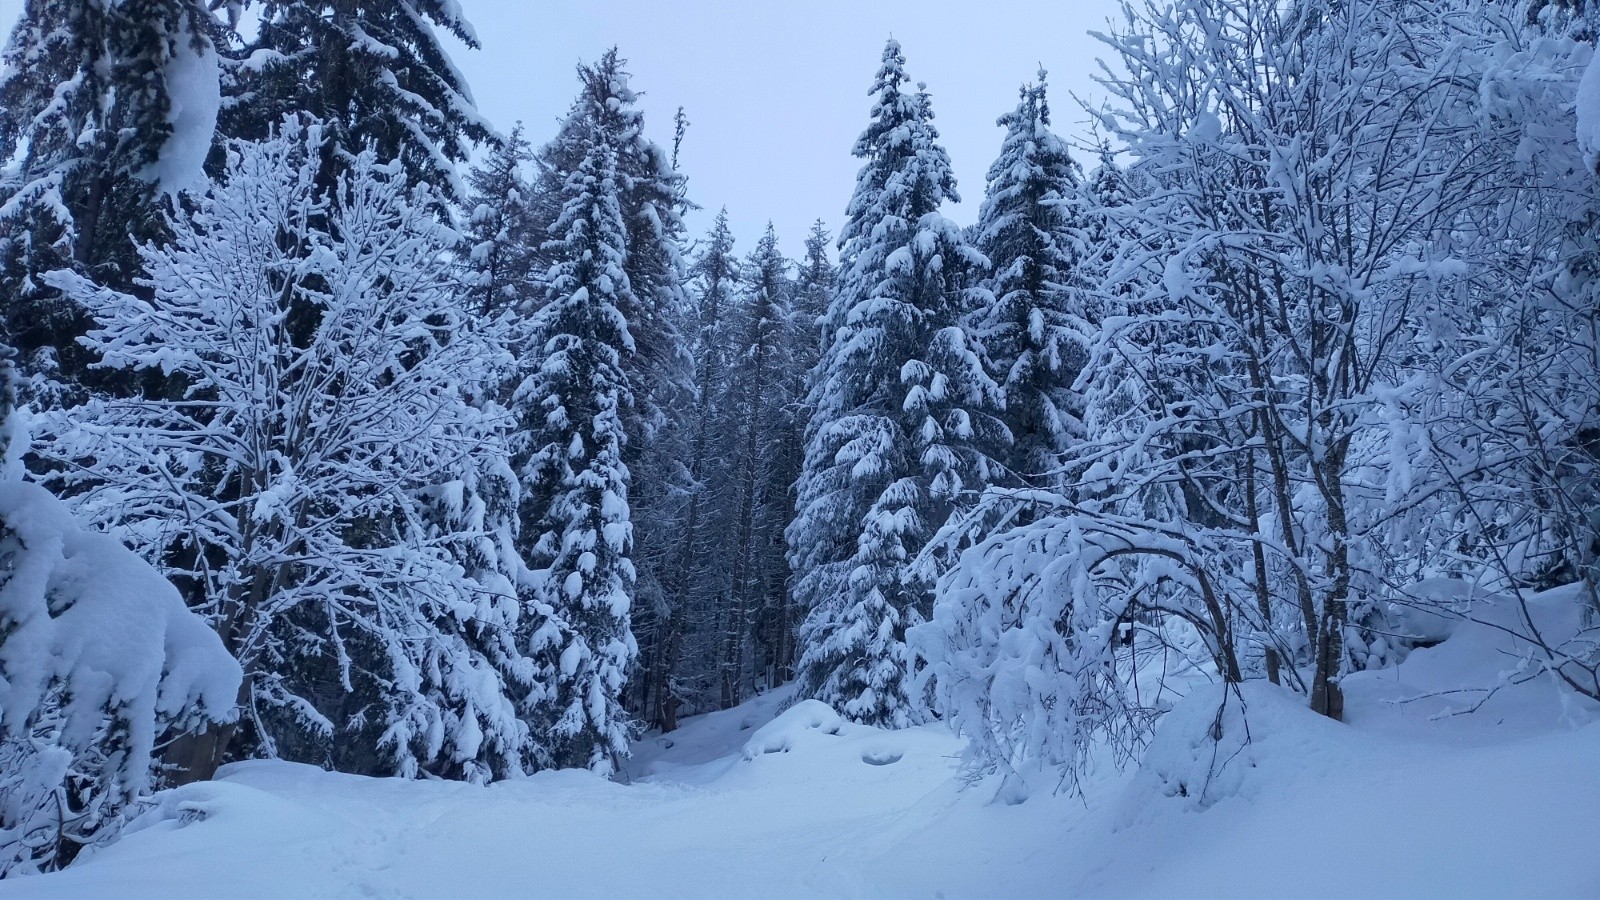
[2,0,1598,886]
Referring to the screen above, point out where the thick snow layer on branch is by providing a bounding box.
[1578,49,1600,174]
[0,481,240,746]
[145,19,221,196]
[0,481,240,875]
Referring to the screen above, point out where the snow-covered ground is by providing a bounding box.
[4,588,1597,899]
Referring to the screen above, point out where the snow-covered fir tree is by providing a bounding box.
[972,73,1092,487]
[789,40,1007,727]
[531,50,695,729]
[41,120,534,782]
[651,210,739,729]
[0,0,222,385]
[462,123,539,319]
[223,0,492,200]
[794,220,837,363]
[513,113,640,775]
[722,223,801,705]
[768,221,837,683]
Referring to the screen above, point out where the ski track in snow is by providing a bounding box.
[4,594,1599,900]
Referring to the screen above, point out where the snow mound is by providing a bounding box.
[1129,681,1345,812]
[740,699,846,760]
[1345,581,1599,742]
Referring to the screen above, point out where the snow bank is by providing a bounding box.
[1346,580,1599,741]
[1058,584,1600,898]
[7,585,1598,897]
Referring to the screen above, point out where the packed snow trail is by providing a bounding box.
[4,591,1598,899]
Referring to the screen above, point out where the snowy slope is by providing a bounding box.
[3,588,1596,899]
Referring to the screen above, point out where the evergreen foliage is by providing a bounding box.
[973,74,1093,486]
[223,0,492,200]
[463,124,539,319]
[529,51,695,730]
[513,109,641,775]
[5,4,1599,877]
[0,0,223,384]
[723,224,802,705]
[789,40,1007,727]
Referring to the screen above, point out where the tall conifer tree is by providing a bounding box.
[463,124,538,319]
[650,210,739,728]
[788,41,1006,727]
[532,51,694,727]
[973,73,1091,486]
[224,0,492,199]
[722,224,798,705]
[514,113,639,775]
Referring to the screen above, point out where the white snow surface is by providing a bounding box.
[4,586,1597,899]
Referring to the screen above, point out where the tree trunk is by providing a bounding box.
[167,680,249,784]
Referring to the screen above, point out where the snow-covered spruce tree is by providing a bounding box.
[463,123,539,319]
[532,50,694,727]
[0,358,241,875]
[0,0,223,386]
[652,210,739,728]
[222,0,492,201]
[1078,144,1135,310]
[722,223,800,706]
[794,220,838,366]
[416,124,549,782]
[513,117,639,775]
[41,120,536,782]
[789,40,1007,727]
[973,73,1093,487]
[766,221,837,683]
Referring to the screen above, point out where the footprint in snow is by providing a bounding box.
[860,748,904,766]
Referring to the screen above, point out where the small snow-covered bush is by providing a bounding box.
[913,506,1215,800]
[0,481,241,877]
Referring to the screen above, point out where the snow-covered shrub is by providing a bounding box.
[0,481,241,876]
[913,496,1234,800]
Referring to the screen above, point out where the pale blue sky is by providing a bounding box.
[0,0,1127,257]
